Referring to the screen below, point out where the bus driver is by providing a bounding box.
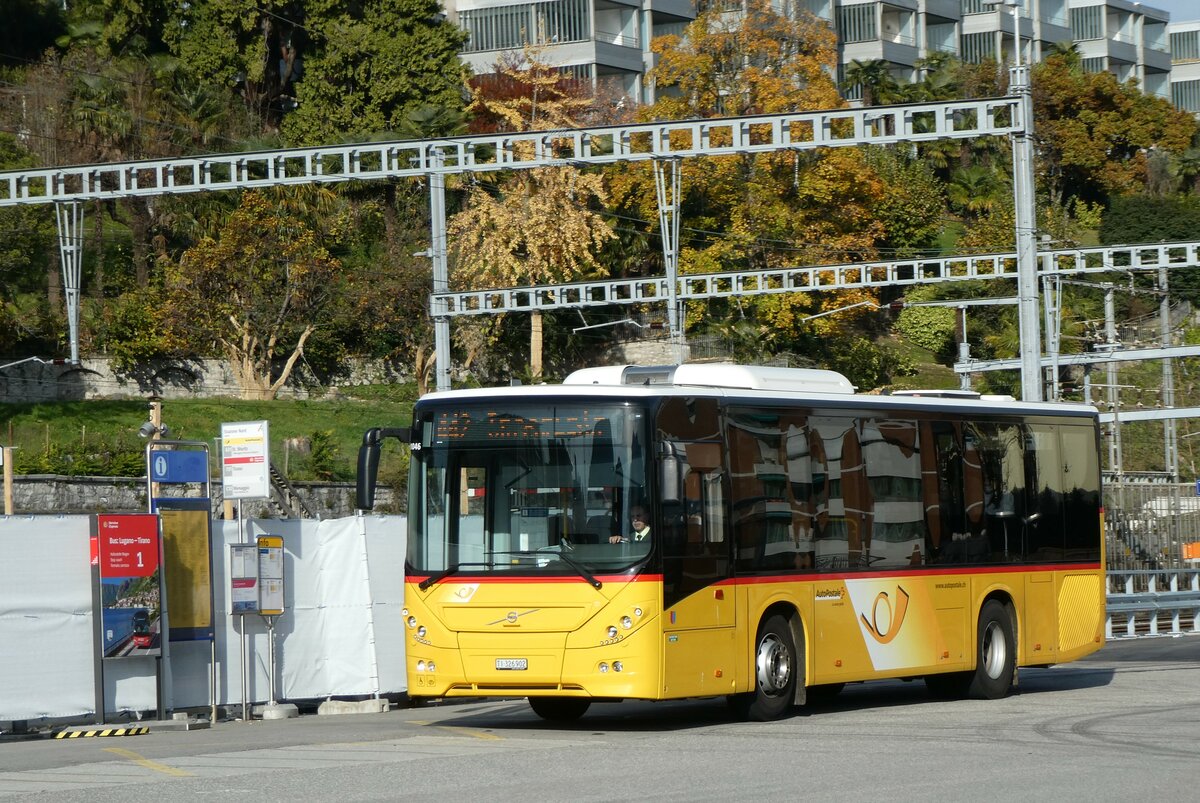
[610,507,650,544]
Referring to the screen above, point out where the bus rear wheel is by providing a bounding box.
[528,697,590,722]
[728,614,798,721]
[968,600,1016,699]
[926,600,1015,700]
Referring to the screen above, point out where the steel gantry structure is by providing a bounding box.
[1,92,1044,393]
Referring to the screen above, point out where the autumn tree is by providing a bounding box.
[1033,53,1197,208]
[159,191,343,399]
[621,0,904,384]
[449,51,614,379]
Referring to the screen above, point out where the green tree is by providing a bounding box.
[282,0,468,144]
[159,191,343,399]
[843,59,902,106]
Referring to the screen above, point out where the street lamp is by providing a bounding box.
[138,401,171,440]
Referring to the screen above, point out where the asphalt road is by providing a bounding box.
[2,636,1197,802]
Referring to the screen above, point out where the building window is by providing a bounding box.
[961,32,993,64]
[1173,79,1200,113]
[1080,56,1105,74]
[459,0,592,54]
[796,0,833,21]
[838,2,878,44]
[1039,0,1067,27]
[1172,31,1200,63]
[1069,5,1103,42]
[926,22,958,55]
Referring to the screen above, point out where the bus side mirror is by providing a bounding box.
[357,430,382,511]
[356,425,416,511]
[660,443,681,504]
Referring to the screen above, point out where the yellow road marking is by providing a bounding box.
[104,747,195,777]
[430,725,501,741]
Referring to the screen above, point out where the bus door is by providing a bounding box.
[657,399,735,698]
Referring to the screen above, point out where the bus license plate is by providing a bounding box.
[495,658,528,670]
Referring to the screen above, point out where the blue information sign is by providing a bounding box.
[150,450,209,484]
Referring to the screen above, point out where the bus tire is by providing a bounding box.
[728,614,798,721]
[528,697,590,722]
[968,600,1016,699]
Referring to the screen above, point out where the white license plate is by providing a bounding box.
[495,658,528,670]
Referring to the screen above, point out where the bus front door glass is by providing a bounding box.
[657,397,734,699]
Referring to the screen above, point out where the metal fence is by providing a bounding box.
[1106,569,1200,639]
[1105,481,1199,571]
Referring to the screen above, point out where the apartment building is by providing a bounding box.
[443,1,1183,107]
[1171,20,1200,114]
[444,0,696,103]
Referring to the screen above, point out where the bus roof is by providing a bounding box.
[419,364,1099,419]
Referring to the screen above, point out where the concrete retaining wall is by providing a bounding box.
[0,357,412,402]
[8,474,399,517]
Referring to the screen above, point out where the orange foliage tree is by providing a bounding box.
[607,0,897,374]
[449,50,614,379]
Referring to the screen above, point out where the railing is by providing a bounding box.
[1106,569,1200,639]
[595,29,639,49]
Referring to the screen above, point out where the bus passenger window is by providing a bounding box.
[1025,425,1066,562]
[728,408,811,572]
[863,419,925,568]
[1060,426,1101,562]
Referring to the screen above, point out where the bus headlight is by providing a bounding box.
[417,626,427,638]
[407,616,417,628]
[598,662,609,673]
[634,607,643,618]
[612,661,623,672]
[621,616,633,629]
[417,660,427,672]
[427,661,436,672]
[607,625,619,639]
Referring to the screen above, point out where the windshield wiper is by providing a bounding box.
[555,549,603,590]
[486,549,603,590]
[418,562,489,591]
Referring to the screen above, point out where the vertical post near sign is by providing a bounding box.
[221,420,270,720]
[258,535,285,708]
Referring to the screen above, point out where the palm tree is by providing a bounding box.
[842,59,901,106]
[947,165,1004,220]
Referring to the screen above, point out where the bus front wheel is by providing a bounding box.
[528,697,590,722]
[728,614,798,721]
[968,599,1016,699]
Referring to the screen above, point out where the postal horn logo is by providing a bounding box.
[859,585,910,644]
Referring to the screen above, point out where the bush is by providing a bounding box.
[895,305,956,359]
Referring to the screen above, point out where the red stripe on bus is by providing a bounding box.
[406,573,665,584]
[726,563,1103,585]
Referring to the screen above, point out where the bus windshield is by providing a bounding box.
[408,401,652,578]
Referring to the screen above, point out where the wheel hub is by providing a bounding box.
[755,633,791,695]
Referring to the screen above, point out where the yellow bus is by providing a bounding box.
[356,364,1105,721]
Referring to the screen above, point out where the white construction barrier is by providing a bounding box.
[0,514,406,724]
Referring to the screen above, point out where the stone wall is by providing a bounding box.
[0,338,698,404]
[7,474,399,518]
[0,357,412,403]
